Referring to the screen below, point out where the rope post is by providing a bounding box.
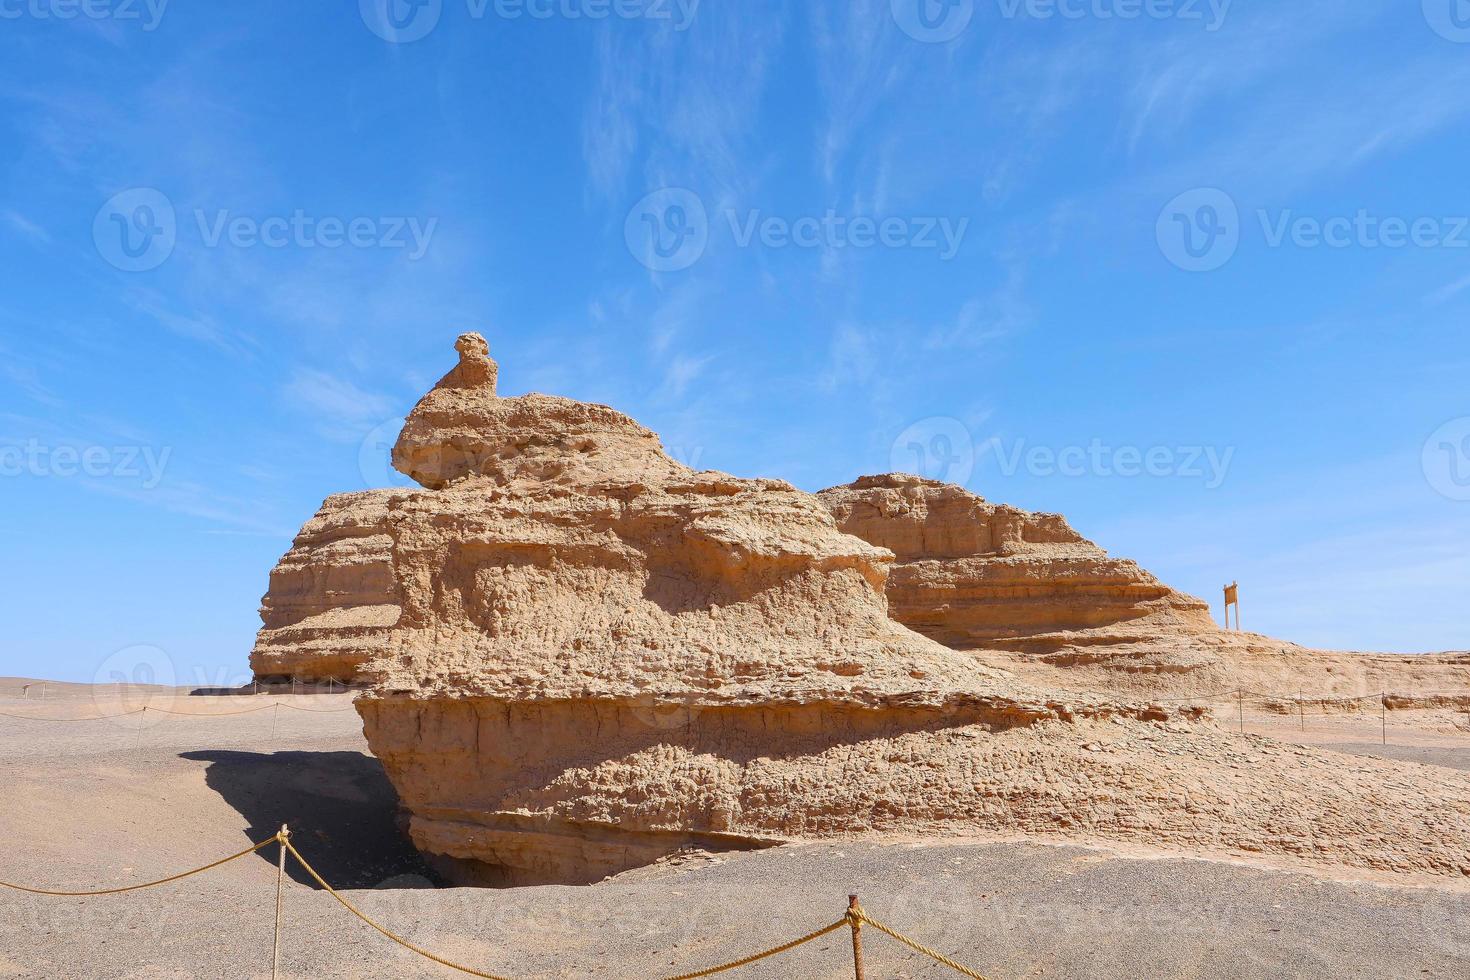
[270,702,280,747]
[1298,692,1305,732]
[133,706,147,753]
[1237,690,1244,735]
[1380,693,1386,747]
[847,895,865,980]
[272,824,290,980]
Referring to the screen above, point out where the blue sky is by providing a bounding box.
[3,0,1469,685]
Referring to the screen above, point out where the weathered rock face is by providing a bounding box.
[818,475,1216,657]
[250,489,413,684]
[253,335,1470,886]
[354,336,1089,882]
[818,475,1470,704]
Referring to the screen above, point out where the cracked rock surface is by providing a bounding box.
[251,335,1470,885]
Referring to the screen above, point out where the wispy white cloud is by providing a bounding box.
[582,6,786,209]
[0,349,62,409]
[123,288,256,358]
[1426,271,1470,305]
[2,210,51,244]
[81,476,292,538]
[925,268,1031,351]
[818,323,880,391]
[282,368,395,442]
[653,352,715,402]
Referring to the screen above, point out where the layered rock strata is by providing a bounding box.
[819,475,1470,703]
[819,474,1216,656]
[249,489,412,684]
[252,336,1470,885]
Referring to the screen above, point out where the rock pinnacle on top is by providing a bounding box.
[450,331,498,392]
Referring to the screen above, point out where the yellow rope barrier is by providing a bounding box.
[658,919,848,980]
[276,702,358,713]
[149,705,278,717]
[0,709,145,721]
[283,839,515,980]
[0,700,359,721]
[0,837,278,896]
[853,909,992,979]
[0,827,999,980]
[285,836,850,980]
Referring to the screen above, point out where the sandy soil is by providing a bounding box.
[2,679,1467,979]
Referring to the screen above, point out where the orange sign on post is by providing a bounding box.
[1223,582,1241,631]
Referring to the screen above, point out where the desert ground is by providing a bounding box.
[3,678,1466,980]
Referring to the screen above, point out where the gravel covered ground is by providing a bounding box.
[2,681,1467,979]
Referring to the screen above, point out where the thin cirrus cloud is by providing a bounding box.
[282,368,396,443]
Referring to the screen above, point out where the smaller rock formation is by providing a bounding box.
[249,489,412,684]
[819,474,1216,657]
[820,474,1470,704]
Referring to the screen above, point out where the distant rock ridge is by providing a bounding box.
[819,473,1217,655]
[818,473,1470,703]
[247,334,1470,886]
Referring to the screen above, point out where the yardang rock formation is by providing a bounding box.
[253,335,1470,886]
[818,474,1470,705]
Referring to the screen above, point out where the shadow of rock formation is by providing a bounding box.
[181,749,436,890]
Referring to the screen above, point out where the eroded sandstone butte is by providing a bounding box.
[254,335,1470,885]
[250,488,411,684]
[819,474,1217,656]
[819,474,1470,705]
